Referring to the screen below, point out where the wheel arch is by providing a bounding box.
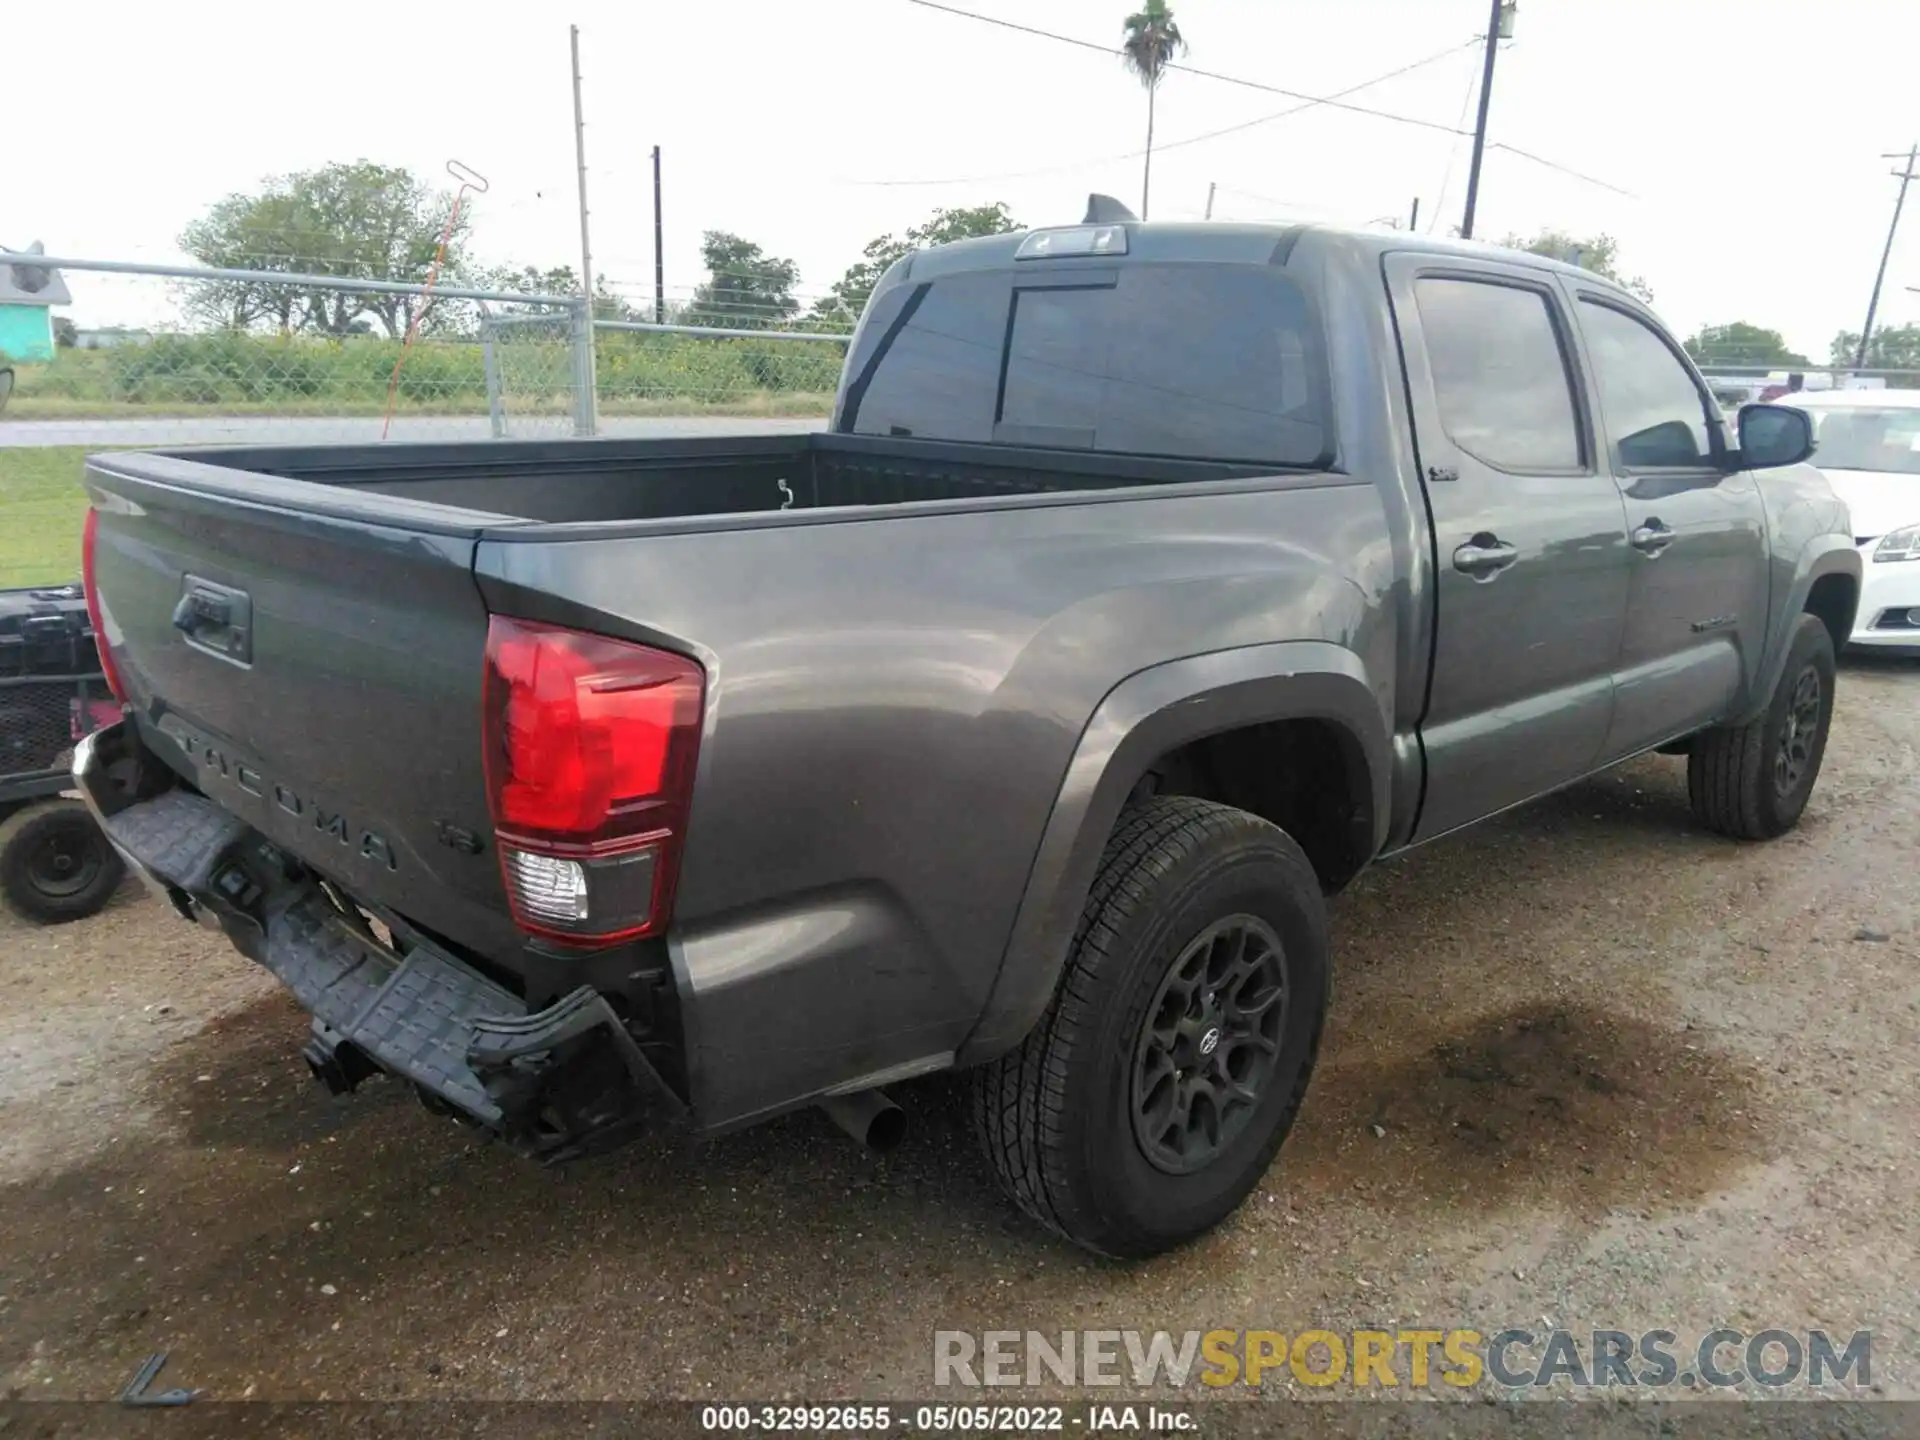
[1737,535,1861,726]
[956,641,1390,1065]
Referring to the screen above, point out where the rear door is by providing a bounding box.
[1565,291,1771,758]
[1386,255,1631,840]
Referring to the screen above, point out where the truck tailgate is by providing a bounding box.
[83,454,526,958]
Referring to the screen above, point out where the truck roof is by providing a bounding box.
[901,219,1642,305]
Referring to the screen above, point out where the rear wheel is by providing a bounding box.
[1688,613,1836,840]
[0,799,126,924]
[970,797,1330,1258]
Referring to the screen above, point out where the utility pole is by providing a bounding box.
[569,24,598,433]
[1855,144,1918,370]
[1459,0,1510,240]
[1205,181,1217,220]
[652,145,666,325]
[1408,196,1421,231]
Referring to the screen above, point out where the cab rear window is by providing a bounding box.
[839,263,1329,468]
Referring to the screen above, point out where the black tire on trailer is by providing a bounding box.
[1688,612,1837,841]
[970,796,1331,1259]
[0,798,127,925]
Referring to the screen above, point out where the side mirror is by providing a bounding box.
[1737,403,1815,470]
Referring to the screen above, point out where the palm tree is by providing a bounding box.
[1121,1,1186,220]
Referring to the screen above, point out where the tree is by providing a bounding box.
[1498,230,1653,303]
[813,202,1023,328]
[1121,1,1185,221]
[684,232,800,330]
[1683,322,1807,369]
[52,317,77,348]
[179,191,316,333]
[178,162,472,338]
[470,264,636,326]
[1829,323,1920,371]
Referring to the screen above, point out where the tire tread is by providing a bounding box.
[970,796,1322,1254]
[1688,613,1833,841]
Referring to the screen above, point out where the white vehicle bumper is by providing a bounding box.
[1851,546,1920,650]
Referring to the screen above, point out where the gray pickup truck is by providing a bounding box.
[75,213,1859,1258]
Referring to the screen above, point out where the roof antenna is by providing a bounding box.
[1083,193,1138,224]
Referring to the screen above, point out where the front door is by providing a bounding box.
[1566,292,1771,759]
[1386,256,1632,842]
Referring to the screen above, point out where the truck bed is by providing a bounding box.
[136,432,1280,528]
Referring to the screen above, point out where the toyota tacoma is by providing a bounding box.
[73,205,1860,1257]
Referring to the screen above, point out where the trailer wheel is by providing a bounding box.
[0,799,126,924]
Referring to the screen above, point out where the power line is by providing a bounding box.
[898,0,1635,201]
[1207,185,1352,222]
[1427,48,1483,232]
[904,0,1471,137]
[1487,143,1637,198]
[1146,42,1477,159]
[841,39,1476,189]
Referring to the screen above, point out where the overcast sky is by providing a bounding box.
[8,0,1917,361]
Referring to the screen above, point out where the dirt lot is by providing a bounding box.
[2,657,1917,1409]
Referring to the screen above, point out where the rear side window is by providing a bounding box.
[842,272,1009,444]
[842,264,1327,467]
[1414,277,1583,471]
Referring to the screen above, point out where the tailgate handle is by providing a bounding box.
[172,576,253,664]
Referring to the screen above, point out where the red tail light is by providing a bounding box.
[80,508,128,703]
[482,616,704,946]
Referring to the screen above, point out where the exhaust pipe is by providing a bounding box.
[302,1022,377,1096]
[819,1087,906,1152]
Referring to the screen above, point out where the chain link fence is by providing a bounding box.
[0,255,854,587]
[0,256,859,445]
[482,309,584,438]
[589,320,848,418]
[0,257,588,448]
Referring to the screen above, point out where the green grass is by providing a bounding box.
[7,331,846,419]
[0,447,92,587]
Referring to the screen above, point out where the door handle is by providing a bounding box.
[171,591,231,634]
[1631,520,1675,555]
[171,575,253,662]
[1452,535,1519,579]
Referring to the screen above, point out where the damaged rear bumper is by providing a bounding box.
[73,722,684,1162]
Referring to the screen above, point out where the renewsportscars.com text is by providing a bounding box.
[933,1327,1872,1390]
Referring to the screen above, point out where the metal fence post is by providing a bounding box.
[479,306,506,439]
[570,299,598,437]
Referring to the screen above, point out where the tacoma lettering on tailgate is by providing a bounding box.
[158,717,400,873]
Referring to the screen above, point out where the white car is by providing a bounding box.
[1788,389,1920,651]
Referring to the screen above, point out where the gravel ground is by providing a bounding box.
[1,656,1916,1411]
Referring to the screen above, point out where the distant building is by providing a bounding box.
[0,244,73,364]
[74,327,153,350]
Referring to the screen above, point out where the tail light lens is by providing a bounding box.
[80,508,129,703]
[482,616,704,946]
